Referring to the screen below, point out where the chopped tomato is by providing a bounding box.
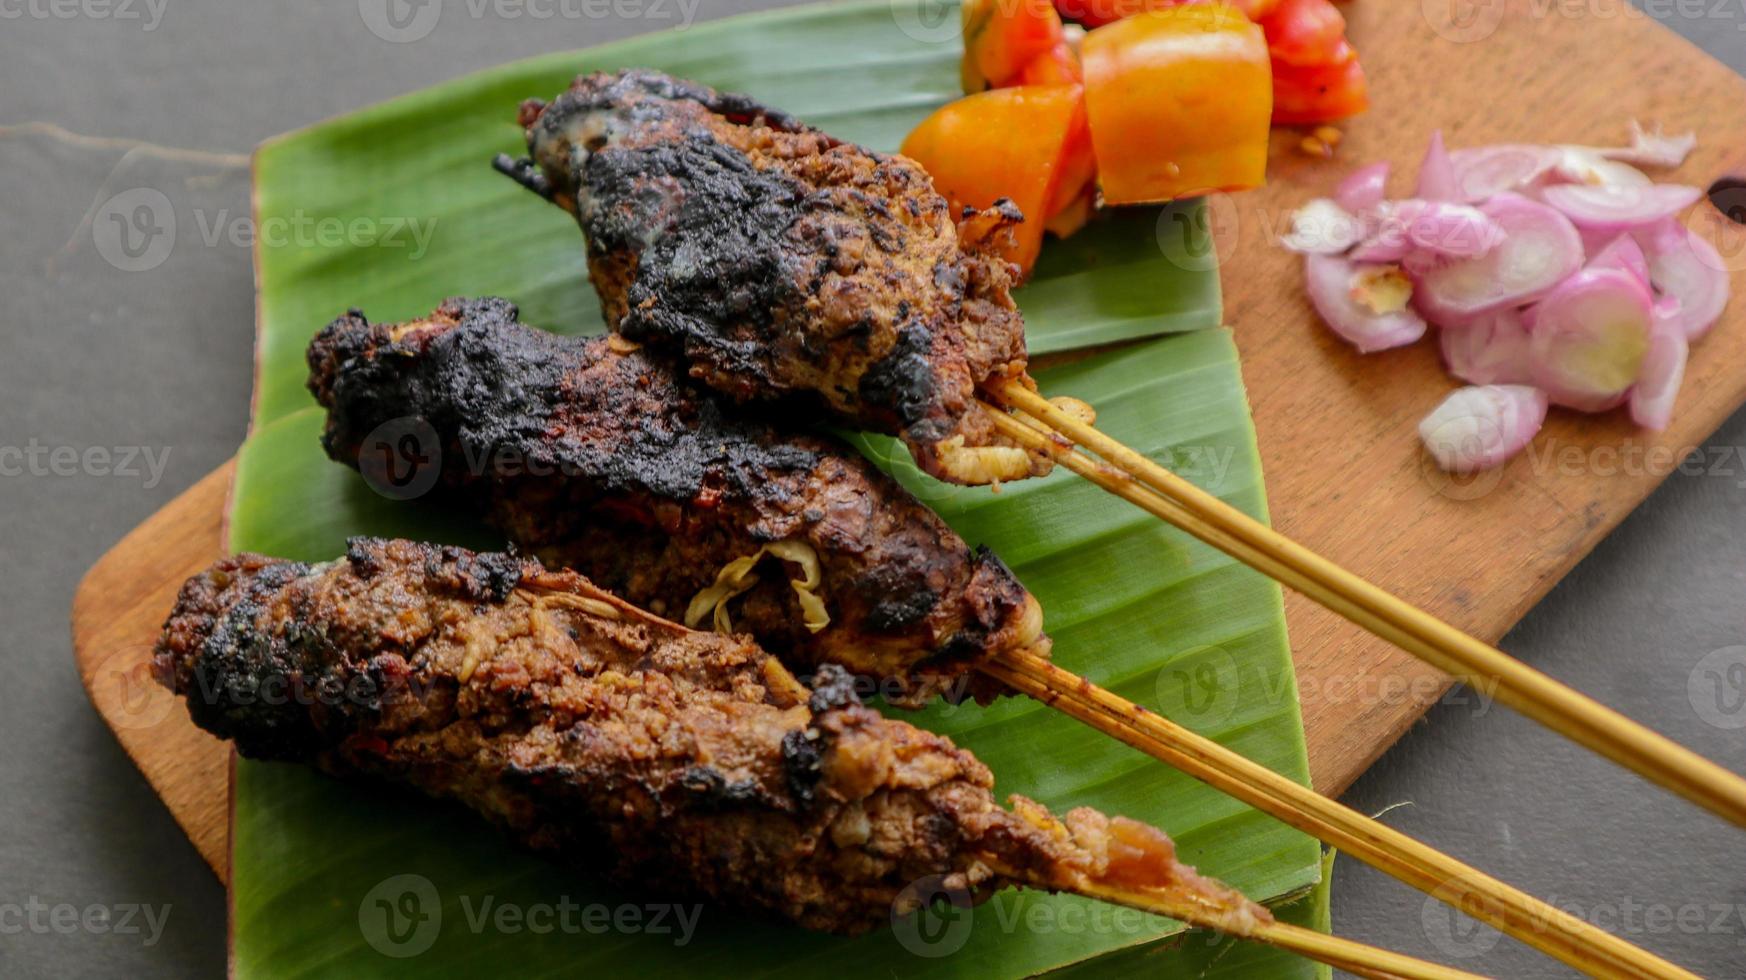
[1015,40,1084,85]
[1045,186,1098,238]
[1257,0,1347,67]
[1271,47,1368,124]
[901,85,1089,276]
[1053,0,1279,27]
[1045,98,1097,218]
[1081,4,1272,205]
[961,0,1066,92]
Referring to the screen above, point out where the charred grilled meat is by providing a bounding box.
[308,297,1047,707]
[153,538,1267,936]
[493,68,1049,487]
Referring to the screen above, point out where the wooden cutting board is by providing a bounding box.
[72,0,1746,883]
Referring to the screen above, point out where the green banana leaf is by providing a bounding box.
[248,0,1220,429]
[230,2,1323,976]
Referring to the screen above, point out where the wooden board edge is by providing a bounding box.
[71,459,235,880]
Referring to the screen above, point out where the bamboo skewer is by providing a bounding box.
[978,408,1700,980]
[982,650,1694,980]
[977,859,1488,980]
[989,380,1746,830]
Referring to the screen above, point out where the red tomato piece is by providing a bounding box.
[1271,50,1369,124]
[961,0,1066,92]
[1258,0,1347,67]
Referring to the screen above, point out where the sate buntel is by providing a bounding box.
[151,537,1268,936]
[494,68,1048,486]
[308,297,1047,707]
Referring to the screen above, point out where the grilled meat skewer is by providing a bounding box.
[494,68,1048,487]
[308,297,1047,707]
[152,537,1267,937]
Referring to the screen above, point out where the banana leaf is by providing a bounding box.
[231,2,1323,976]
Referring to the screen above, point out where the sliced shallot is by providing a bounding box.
[1637,219,1730,341]
[1412,193,1584,320]
[1336,161,1389,213]
[1584,234,1649,286]
[1630,313,1689,431]
[1305,253,1427,353]
[1588,121,1697,170]
[1281,198,1366,254]
[1417,131,1459,201]
[1552,147,1652,189]
[1350,200,1503,265]
[1289,124,1722,439]
[1447,144,1558,202]
[1419,384,1548,473]
[1540,183,1702,235]
[1527,267,1653,412]
[1440,308,1533,386]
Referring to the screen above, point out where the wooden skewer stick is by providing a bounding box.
[976,859,1489,980]
[978,408,1700,980]
[989,380,1746,830]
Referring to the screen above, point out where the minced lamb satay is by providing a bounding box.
[307,296,1047,707]
[152,537,1267,937]
[494,68,1050,487]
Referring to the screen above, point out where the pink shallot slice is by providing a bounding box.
[1527,268,1654,412]
[1637,219,1730,342]
[1304,253,1427,353]
[1447,145,1559,203]
[1540,183,1702,236]
[1417,131,1459,201]
[1630,312,1689,431]
[1412,194,1583,320]
[1336,161,1390,214]
[1440,308,1534,386]
[1418,384,1549,473]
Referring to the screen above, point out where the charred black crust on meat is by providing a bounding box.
[307,300,1047,706]
[308,296,821,504]
[856,324,940,434]
[148,542,1124,934]
[500,68,1041,488]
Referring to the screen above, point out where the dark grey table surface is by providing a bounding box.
[4,2,1744,977]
